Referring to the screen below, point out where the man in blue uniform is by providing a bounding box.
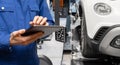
[0,0,54,65]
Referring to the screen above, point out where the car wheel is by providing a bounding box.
[80,17,98,58]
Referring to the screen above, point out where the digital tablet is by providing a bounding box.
[21,25,63,38]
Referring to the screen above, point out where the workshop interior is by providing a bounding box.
[5,0,120,65]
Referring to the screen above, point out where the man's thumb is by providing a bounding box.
[18,29,26,35]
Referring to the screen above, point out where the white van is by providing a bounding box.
[79,0,120,58]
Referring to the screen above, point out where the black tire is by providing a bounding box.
[80,17,98,58]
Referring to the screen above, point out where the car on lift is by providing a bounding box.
[79,0,120,58]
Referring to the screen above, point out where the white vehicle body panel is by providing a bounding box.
[81,0,120,38]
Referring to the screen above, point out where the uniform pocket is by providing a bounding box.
[0,4,15,32]
[29,4,40,20]
[0,0,14,12]
[0,6,14,12]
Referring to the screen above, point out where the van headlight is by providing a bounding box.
[94,3,111,15]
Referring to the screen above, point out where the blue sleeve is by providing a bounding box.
[39,0,54,25]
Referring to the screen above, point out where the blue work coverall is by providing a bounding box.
[0,0,54,65]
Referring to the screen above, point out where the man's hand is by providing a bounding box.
[10,16,48,45]
[10,29,44,45]
[29,16,49,26]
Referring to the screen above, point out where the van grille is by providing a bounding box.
[94,27,109,42]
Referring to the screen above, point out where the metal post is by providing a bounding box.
[55,0,60,25]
